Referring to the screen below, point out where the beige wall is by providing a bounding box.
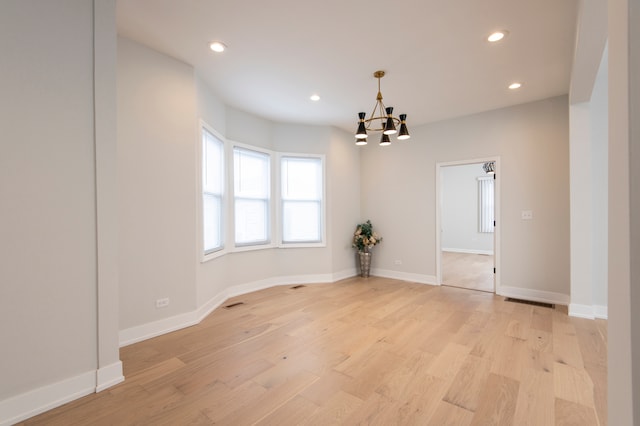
[608,0,638,423]
[360,96,570,297]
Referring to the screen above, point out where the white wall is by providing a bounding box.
[0,1,121,423]
[361,96,570,299]
[568,14,608,320]
[117,37,198,330]
[590,46,608,311]
[119,38,361,342]
[441,163,494,254]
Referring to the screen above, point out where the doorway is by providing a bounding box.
[436,159,500,293]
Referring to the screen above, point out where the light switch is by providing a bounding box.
[521,210,533,220]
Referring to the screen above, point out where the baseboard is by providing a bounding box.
[568,303,596,319]
[331,268,359,282]
[96,361,124,392]
[594,305,608,319]
[0,370,96,426]
[120,271,356,348]
[442,248,494,255]
[568,303,608,320]
[371,268,438,285]
[497,285,570,306]
[119,309,200,347]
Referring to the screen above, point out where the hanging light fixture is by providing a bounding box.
[483,161,495,174]
[354,70,410,145]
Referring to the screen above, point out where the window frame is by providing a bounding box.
[231,143,275,251]
[277,153,326,248]
[200,122,227,262]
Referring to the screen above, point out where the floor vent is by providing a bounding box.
[291,285,306,289]
[225,302,245,309]
[505,297,554,309]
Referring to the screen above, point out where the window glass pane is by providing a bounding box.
[280,156,323,244]
[235,199,268,244]
[281,157,321,199]
[202,126,224,254]
[203,194,222,251]
[233,147,270,246]
[282,200,321,242]
[234,148,269,198]
[203,129,223,194]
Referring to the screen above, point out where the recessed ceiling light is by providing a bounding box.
[310,94,320,101]
[508,82,522,90]
[209,41,227,53]
[487,31,508,42]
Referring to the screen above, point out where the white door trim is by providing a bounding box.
[435,157,501,293]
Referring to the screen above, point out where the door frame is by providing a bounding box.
[435,157,501,293]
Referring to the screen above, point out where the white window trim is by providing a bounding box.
[230,141,276,252]
[276,152,326,248]
[198,127,326,262]
[199,121,228,263]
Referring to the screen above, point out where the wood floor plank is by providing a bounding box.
[254,395,319,426]
[555,398,600,426]
[470,373,519,426]
[210,369,318,424]
[19,278,607,426]
[443,354,491,411]
[512,368,555,426]
[553,361,596,408]
[375,350,435,401]
[427,401,474,426]
[584,362,608,426]
[489,335,527,381]
[299,390,363,425]
[426,342,472,380]
[553,315,585,369]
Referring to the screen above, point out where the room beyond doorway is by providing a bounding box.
[436,159,500,294]
[441,251,494,292]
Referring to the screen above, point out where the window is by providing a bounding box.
[233,147,271,246]
[280,156,324,244]
[202,127,224,254]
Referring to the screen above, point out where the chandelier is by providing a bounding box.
[354,70,410,146]
[483,161,495,174]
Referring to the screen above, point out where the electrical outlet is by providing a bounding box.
[156,298,170,308]
[521,210,533,220]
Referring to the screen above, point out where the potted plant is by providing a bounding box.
[352,220,382,277]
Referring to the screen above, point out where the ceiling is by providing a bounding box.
[116,0,579,134]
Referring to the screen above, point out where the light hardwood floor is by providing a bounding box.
[442,251,494,293]
[20,277,607,425]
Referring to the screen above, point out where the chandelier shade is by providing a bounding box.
[355,112,367,138]
[354,70,410,145]
[379,132,391,146]
[397,114,410,140]
[384,107,397,135]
